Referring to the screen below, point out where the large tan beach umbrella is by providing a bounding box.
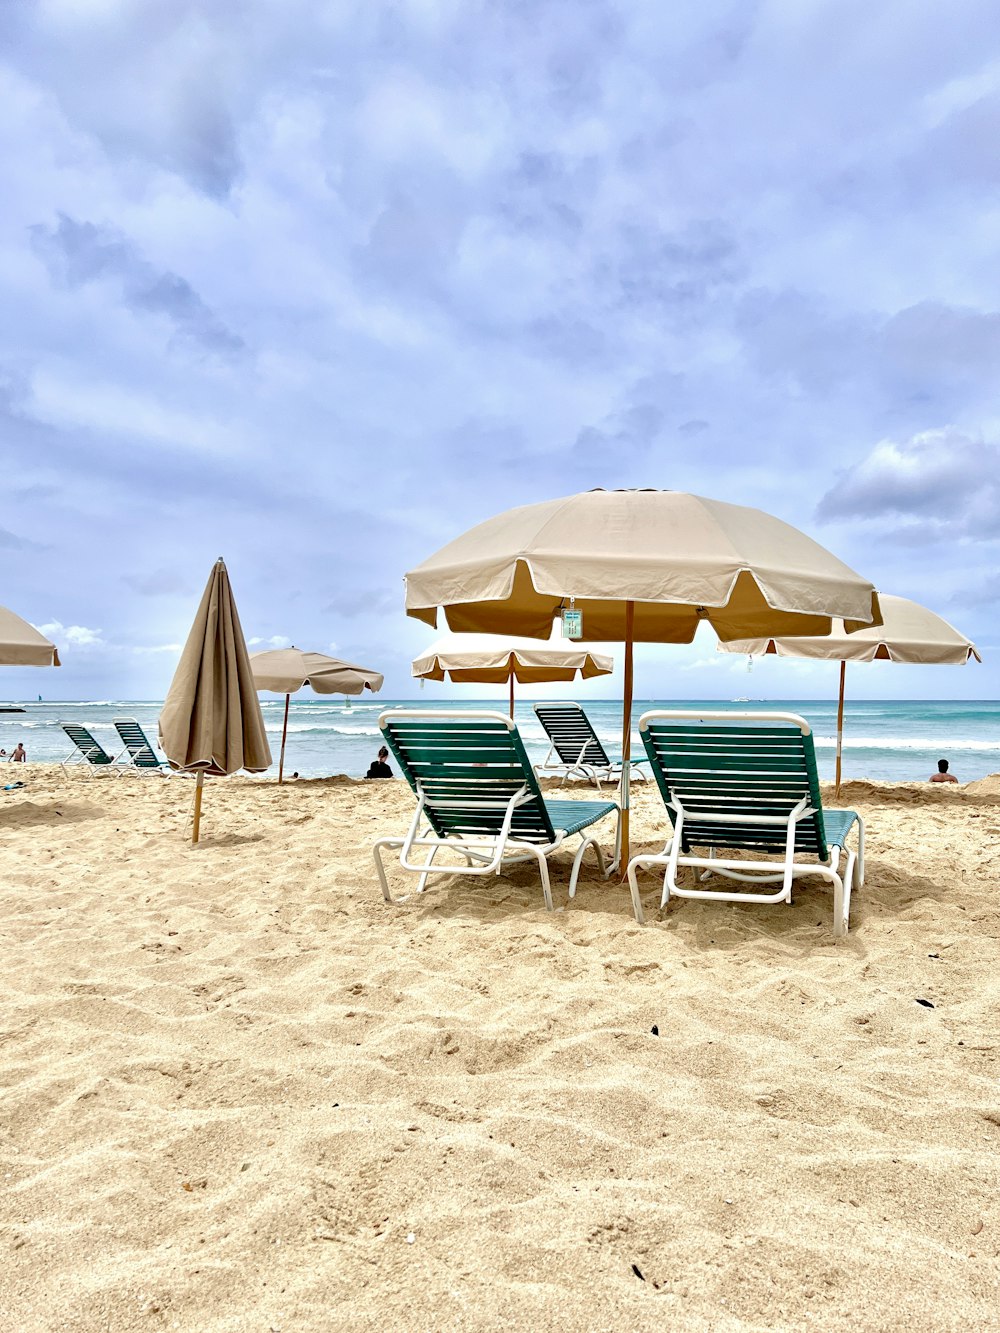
[412,631,613,716]
[0,605,60,666]
[720,594,980,792]
[405,488,882,866]
[159,559,271,842]
[250,647,384,783]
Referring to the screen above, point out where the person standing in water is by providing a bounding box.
[9,742,26,763]
[929,759,958,784]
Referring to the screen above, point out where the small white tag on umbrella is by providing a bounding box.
[561,603,583,639]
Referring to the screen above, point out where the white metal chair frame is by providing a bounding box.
[59,731,124,778]
[111,718,173,777]
[374,710,622,912]
[626,710,865,938]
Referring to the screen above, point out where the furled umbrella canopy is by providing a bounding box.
[160,560,271,841]
[250,648,384,783]
[719,594,980,789]
[405,488,882,869]
[0,605,60,666]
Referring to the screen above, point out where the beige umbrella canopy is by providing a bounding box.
[0,605,60,667]
[250,647,384,783]
[413,632,613,716]
[720,594,980,790]
[159,559,271,842]
[405,488,882,866]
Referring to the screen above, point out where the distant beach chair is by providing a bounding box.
[532,701,648,791]
[60,723,120,775]
[626,710,864,937]
[374,709,622,911]
[113,717,172,775]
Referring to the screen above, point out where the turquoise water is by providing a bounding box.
[3,698,999,783]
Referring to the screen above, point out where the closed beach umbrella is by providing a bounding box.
[720,594,980,791]
[159,559,271,842]
[250,647,384,783]
[413,632,613,717]
[0,605,60,666]
[405,488,882,866]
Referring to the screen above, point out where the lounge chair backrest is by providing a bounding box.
[533,703,610,767]
[61,723,113,765]
[639,711,829,860]
[380,710,557,844]
[114,717,160,767]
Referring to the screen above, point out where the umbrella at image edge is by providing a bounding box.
[159,559,271,842]
[0,605,60,667]
[404,489,883,869]
[250,647,384,783]
[719,594,981,792]
[412,631,613,716]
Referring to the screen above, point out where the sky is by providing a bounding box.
[1,0,998,705]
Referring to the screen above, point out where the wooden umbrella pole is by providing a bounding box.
[620,600,634,877]
[508,673,515,719]
[278,692,290,785]
[835,660,846,796]
[192,770,204,845]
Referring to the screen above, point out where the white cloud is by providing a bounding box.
[35,620,104,646]
[248,634,292,649]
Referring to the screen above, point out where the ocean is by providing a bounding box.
[3,697,999,784]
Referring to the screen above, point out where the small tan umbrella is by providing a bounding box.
[413,632,613,716]
[159,559,271,842]
[720,594,981,791]
[250,647,384,783]
[405,488,882,866]
[0,605,60,666]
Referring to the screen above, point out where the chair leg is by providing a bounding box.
[625,856,648,925]
[373,839,400,903]
[568,836,605,898]
[527,847,554,912]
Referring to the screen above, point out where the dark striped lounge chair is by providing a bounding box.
[626,710,864,936]
[60,723,120,776]
[532,701,648,791]
[113,718,172,775]
[375,710,621,911]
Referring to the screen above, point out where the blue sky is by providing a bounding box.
[1,0,997,704]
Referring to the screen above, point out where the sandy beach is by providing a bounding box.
[1,768,998,1331]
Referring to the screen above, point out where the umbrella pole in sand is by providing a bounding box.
[192,771,204,845]
[835,659,846,796]
[508,673,515,719]
[278,692,291,785]
[620,600,634,875]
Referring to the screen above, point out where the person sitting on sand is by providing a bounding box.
[365,746,392,779]
[929,758,958,784]
[9,742,25,763]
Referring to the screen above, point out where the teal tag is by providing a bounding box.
[562,608,583,639]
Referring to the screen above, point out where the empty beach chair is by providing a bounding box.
[113,717,172,775]
[626,711,864,937]
[532,701,648,791]
[374,709,621,911]
[60,723,120,775]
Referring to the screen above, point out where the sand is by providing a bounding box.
[1,768,998,1332]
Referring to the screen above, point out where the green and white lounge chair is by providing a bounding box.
[532,701,648,791]
[626,711,864,937]
[60,723,120,775]
[113,717,172,775]
[375,709,622,911]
